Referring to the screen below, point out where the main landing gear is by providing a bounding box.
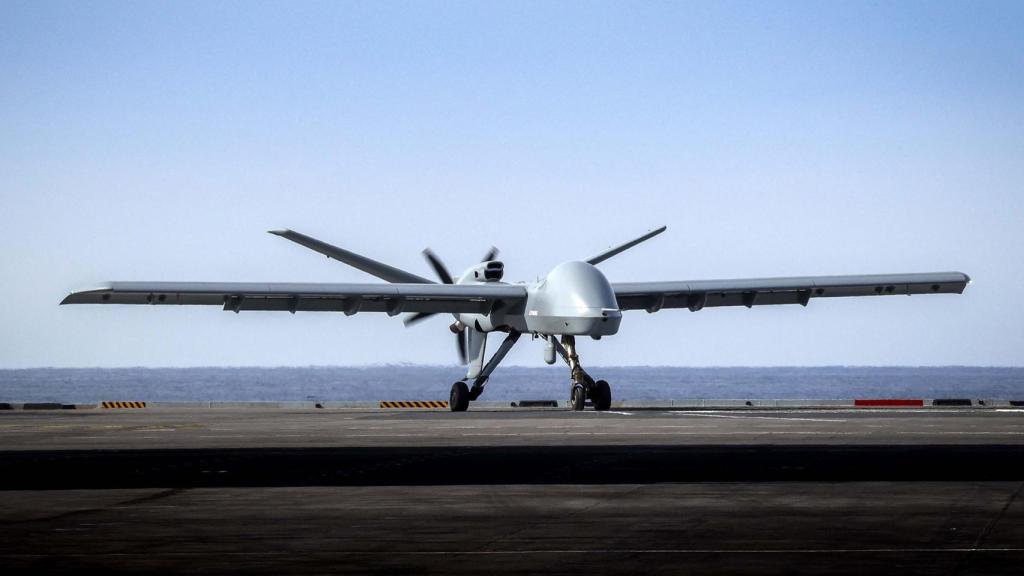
[554,335,611,412]
[450,380,471,412]
[449,330,521,412]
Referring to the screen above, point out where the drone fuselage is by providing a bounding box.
[457,260,622,338]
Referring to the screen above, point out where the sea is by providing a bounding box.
[1,366,1023,403]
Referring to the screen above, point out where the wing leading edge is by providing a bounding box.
[613,272,970,313]
[61,282,527,315]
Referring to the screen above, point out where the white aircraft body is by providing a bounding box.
[62,227,970,411]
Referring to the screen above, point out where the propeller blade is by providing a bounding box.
[403,312,435,327]
[457,330,468,365]
[480,246,499,262]
[422,248,455,284]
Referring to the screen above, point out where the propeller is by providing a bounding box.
[422,248,455,285]
[455,325,468,365]
[403,246,499,365]
[480,246,499,263]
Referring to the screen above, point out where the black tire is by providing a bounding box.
[593,380,612,411]
[450,381,470,412]
[570,384,586,411]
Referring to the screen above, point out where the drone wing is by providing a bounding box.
[61,282,526,315]
[586,226,667,266]
[268,229,435,284]
[613,272,970,312]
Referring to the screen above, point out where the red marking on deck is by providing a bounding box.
[855,399,924,407]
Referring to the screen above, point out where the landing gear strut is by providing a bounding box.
[554,335,612,411]
[449,330,521,412]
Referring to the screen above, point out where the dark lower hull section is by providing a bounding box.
[3,444,1024,489]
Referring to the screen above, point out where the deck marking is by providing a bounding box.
[670,412,846,423]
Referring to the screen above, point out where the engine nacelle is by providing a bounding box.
[461,261,504,282]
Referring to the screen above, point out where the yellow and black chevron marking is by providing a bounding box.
[379,401,449,409]
[101,401,147,409]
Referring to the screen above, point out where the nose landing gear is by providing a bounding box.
[556,335,612,411]
[570,383,587,411]
[591,379,612,411]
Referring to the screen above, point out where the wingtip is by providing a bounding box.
[268,229,289,236]
[60,282,114,305]
[59,293,81,305]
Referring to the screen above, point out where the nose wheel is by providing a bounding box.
[570,384,587,411]
[568,379,612,411]
[592,379,612,411]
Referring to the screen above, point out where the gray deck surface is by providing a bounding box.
[4,406,1024,449]
[3,408,1023,574]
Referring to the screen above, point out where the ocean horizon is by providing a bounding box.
[2,366,1023,403]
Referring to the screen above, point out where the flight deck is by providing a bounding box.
[3,407,1023,574]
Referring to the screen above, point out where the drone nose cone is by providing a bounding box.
[543,261,619,313]
[532,262,621,336]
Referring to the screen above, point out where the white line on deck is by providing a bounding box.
[670,412,847,423]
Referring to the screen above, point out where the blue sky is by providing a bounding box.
[1,1,1022,367]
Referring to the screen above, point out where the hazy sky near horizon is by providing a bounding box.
[1,1,1022,368]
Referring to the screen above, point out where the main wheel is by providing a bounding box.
[593,380,612,411]
[450,381,470,412]
[570,384,586,411]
